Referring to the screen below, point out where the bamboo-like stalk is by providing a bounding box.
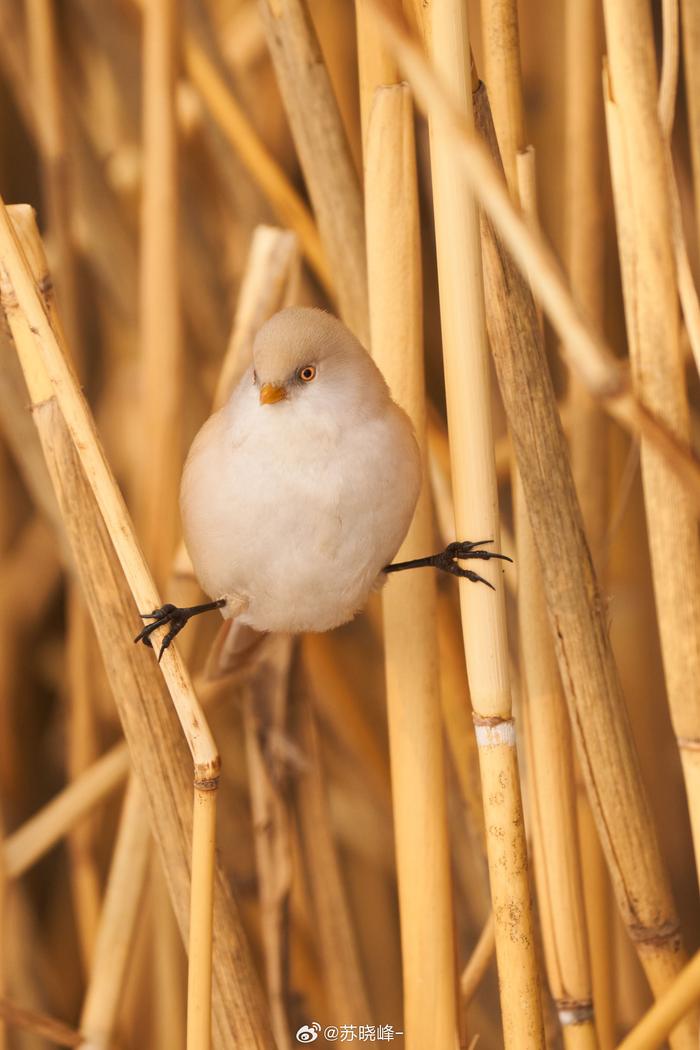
[498,60,599,1050]
[681,0,700,251]
[24,0,81,368]
[79,779,150,1050]
[518,476,597,1050]
[137,0,182,584]
[481,0,526,200]
[187,785,217,1050]
[365,81,458,1049]
[257,0,369,344]
[415,3,544,1044]
[563,4,614,1043]
[658,0,679,140]
[0,204,274,1049]
[601,0,700,904]
[616,950,700,1050]
[365,0,700,507]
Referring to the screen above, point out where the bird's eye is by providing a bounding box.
[298,365,316,383]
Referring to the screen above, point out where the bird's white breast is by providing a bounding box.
[180,372,421,633]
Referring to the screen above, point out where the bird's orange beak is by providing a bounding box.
[259,383,287,405]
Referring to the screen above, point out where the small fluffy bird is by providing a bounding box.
[136,308,508,659]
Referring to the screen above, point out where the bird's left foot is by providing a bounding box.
[133,599,226,662]
[384,540,512,590]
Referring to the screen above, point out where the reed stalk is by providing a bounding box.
[138,0,182,584]
[413,2,545,1044]
[365,80,458,1049]
[563,4,614,1042]
[601,0,700,900]
[460,915,495,1005]
[681,0,700,251]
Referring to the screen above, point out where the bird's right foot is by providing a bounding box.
[134,598,226,662]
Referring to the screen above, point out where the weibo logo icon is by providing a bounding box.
[295,1022,321,1043]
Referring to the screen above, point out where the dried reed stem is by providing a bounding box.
[258,0,369,343]
[681,0,700,250]
[366,0,700,508]
[365,81,458,1049]
[563,4,614,1041]
[659,0,679,141]
[602,0,700,909]
[79,779,150,1050]
[417,2,544,1044]
[616,950,700,1050]
[138,0,182,583]
[481,0,526,200]
[0,204,274,1049]
[24,0,81,367]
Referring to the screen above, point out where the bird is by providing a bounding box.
[135,307,510,661]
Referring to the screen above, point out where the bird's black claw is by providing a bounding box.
[133,599,227,661]
[434,539,511,587]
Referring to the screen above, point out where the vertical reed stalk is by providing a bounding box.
[681,0,700,249]
[138,0,182,584]
[481,0,526,200]
[365,81,458,1049]
[418,2,545,1044]
[601,0,700,901]
[563,4,614,1042]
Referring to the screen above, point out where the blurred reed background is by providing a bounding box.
[1,0,700,1048]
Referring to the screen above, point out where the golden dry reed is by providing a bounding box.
[1,2,700,1049]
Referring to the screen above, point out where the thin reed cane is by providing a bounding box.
[417,2,545,1044]
[365,81,458,1049]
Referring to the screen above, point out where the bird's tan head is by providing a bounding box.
[251,307,387,411]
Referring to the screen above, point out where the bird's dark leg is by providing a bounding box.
[384,540,512,591]
[134,598,227,662]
